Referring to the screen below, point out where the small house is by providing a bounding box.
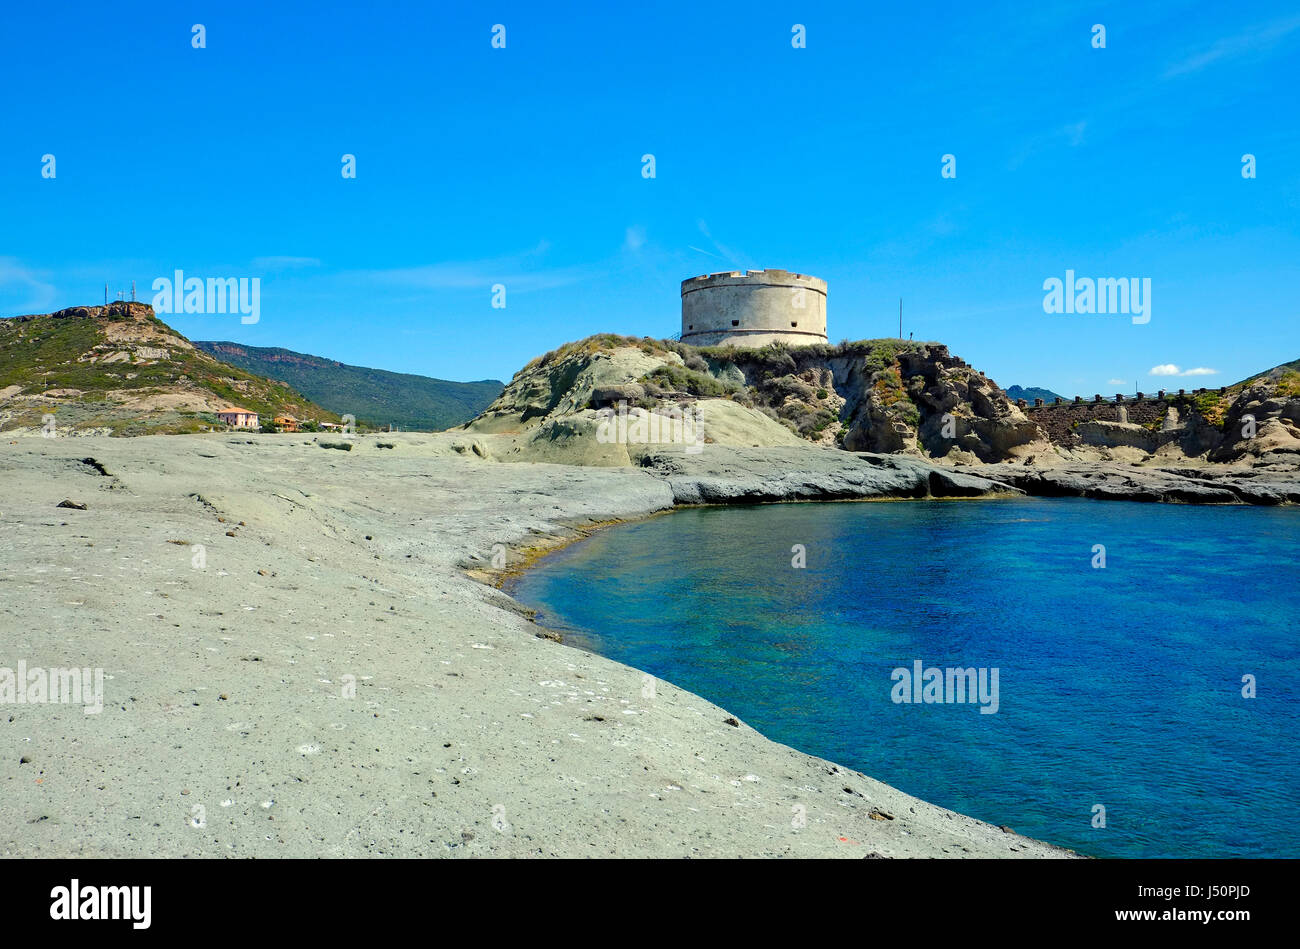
[217,407,259,429]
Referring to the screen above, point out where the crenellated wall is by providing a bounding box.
[1022,390,1225,445]
[681,270,828,347]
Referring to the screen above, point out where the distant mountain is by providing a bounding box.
[1005,385,1065,403]
[0,302,338,435]
[193,341,503,431]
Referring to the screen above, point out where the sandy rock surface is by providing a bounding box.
[635,445,1022,504]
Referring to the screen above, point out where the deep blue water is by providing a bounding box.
[510,498,1300,858]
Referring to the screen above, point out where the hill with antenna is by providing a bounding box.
[0,302,338,435]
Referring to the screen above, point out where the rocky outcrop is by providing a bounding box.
[9,301,155,323]
[981,461,1300,505]
[1210,384,1300,462]
[1024,373,1300,465]
[635,445,1022,504]
[466,335,1050,465]
[463,336,1300,498]
[1075,420,1160,452]
[468,343,674,434]
[896,347,1045,461]
[589,383,646,407]
[699,341,1046,459]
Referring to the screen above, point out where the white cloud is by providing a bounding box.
[1107,378,1128,386]
[1149,364,1219,377]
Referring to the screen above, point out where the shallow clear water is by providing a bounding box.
[510,497,1300,858]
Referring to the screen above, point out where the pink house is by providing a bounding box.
[217,407,259,428]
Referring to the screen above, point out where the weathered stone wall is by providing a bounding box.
[681,269,828,347]
[1024,391,1223,445]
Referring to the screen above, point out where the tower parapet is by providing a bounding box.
[680,269,828,347]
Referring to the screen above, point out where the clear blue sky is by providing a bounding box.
[2,0,1297,396]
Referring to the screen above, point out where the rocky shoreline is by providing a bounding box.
[1,432,1083,858]
[983,461,1300,505]
[631,444,1300,507]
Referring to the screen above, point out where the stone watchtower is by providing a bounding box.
[680,269,828,348]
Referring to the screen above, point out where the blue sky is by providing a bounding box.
[2,0,1297,395]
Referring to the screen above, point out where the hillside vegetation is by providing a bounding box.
[0,303,339,435]
[1232,358,1300,396]
[193,341,503,431]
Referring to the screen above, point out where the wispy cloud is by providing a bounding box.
[1150,364,1219,377]
[1006,120,1091,169]
[1163,14,1300,79]
[695,221,751,270]
[0,257,58,313]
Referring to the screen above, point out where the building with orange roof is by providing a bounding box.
[216,407,259,428]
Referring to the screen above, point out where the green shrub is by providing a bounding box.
[643,365,732,398]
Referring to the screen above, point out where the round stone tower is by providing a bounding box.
[680,269,828,347]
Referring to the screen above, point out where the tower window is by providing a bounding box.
[688,325,693,330]
[731,320,739,326]
[791,322,798,327]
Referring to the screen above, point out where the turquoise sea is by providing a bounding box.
[509,498,1300,858]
